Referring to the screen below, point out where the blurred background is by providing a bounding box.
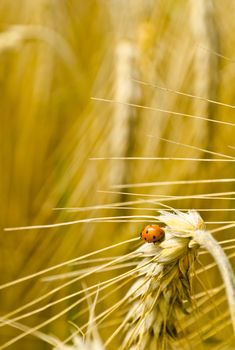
[1,0,235,348]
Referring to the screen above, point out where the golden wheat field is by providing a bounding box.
[1,1,235,349]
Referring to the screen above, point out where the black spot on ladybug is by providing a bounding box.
[153,236,156,239]
[146,230,148,233]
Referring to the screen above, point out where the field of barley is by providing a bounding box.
[1,1,235,349]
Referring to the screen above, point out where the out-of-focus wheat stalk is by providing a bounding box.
[109,40,139,188]
[189,0,220,126]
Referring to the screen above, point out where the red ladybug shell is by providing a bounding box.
[140,224,165,243]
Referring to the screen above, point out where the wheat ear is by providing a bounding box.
[116,210,235,349]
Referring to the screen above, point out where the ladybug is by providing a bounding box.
[140,224,165,243]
